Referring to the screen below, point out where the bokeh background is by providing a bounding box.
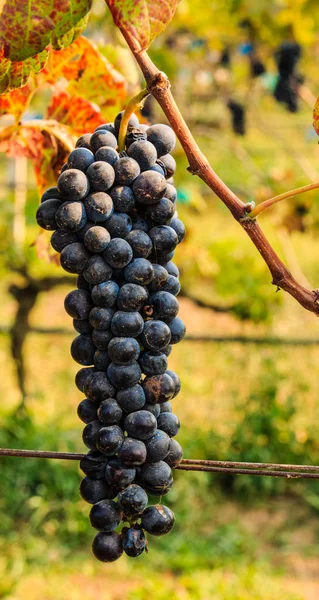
[1,0,319,598]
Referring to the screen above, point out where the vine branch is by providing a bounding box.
[118,30,319,316]
[1,448,319,479]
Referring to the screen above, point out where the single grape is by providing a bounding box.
[95,145,119,166]
[105,458,136,488]
[165,438,183,467]
[162,275,181,296]
[139,461,173,496]
[141,504,175,536]
[36,199,61,230]
[116,384,146,413]
[60,242,90,274]
[114,157,140,186]
[92,329,113,350]
[148,249,175,266]
[110,186,135,213]
[125,230,152,258]
[86,161,115,192]
[90,499,122,531]
[165,261,179,277]
[64,289,93,320]
[75,366,96,392]
[77,398,98,424]
[95,123,116,135]
[83,256,113,285]
[103,238,133,268]
[146,124,176,156]
[131,214,149,232]
[127,140,157,170]
[41,186,64,202]
[146,198,175,225]
[139,351,168,376]
[91,281,119,307]
[76,134,92,150]
[51,229,78,252]
[68,148,94,171]
[145,430,170,463]
[149,225,178,254]
[57,169,89,201]
[80,477,118,504]
[124,410,157,440]
[139,320,171,351]
[107,361,142,390]
[84,191,113,222]
[160,401,172,413]
[124,258,154,285]
[89,307,114,330]
[144,403,160,418]
[142,373,175,404]
[80,450,107,480]
[116,283,148,312]
[170,217,186,243]
[84,226,110,253]
[92,531,123,562]
[83,371,116,402]
[146,291,179,323]
[118,484,148,517]
[111,311,144,337]
[159,154,176,178]
[157,412,180,437]
[82,420,103,449]
[122,526,147,557]
[148,264,168,292]
[90,130,117,152]
[118,437,147,466]
[71,334,96,365]
[169,316,186,344]
[132,171,167,205]
[73,319,93,334]
[96,425,124,454]
[105,212,132,238]
[94,349,111,370]
[166,369,181,398]
[108,337,140,365]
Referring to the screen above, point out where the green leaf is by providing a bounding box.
[105,0,180,50]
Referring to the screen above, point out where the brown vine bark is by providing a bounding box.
[118,30,319,316]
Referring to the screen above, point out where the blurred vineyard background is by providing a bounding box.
[1,0,319,598]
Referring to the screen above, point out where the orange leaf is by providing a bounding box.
[105,0,180,51]
[46,91,105,135]
[0,81,35,120]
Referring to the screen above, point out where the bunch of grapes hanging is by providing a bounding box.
[36,109,186,561]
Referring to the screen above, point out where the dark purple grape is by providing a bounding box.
[92,329,113,350]
[160,401,172,413]
[57,169,89,201]
[139,351,168,376]
[166,369,181,398]
[157,412,180,437]
[124,409,157,440]
[139,320,171,351]
[92,531,123,562]
[77,398,98,424]
[110,186,135,213]
[111,311,144,337]
[146,291,179,323]
[127,140,157,170]
[146,124,176,156]
[132,171,167,205]
[165,261,179,277]
[146,198,175,225]
[51,229,78,252]
[141,504,175,535]
[116,384,145,413]
[89,307,114,330]
[103,238,133,268]
[124,258,154,285]
[36,199,61,230]
[145,430,170,463]
[60,242,90,274]
[73,318,93,334]
[170,217,186,243]
[148,264,168,292]
[131,215,149,232]
[84,226,110,253]
[105,458,136,488]
[64,289,93,320]
[164,183,177,203]
[139,461,173,496]
[162,275,181,296]
[91,281,119,307]
[90,499,122,531]
[118,437,147,466]
[165,438,183,467]
[86,161,115,192]
[90,130,117,153]
[84,192,113,222]
[159,154,176,178]
[41,186,64,202]
[95,123,116,135]
[125,230,152,258]
[107,361,142,390]
[94,349,111,370]
[76,134,92,150]
[114,157,140,186]
[96,425,124,454]
[68,148,94,171]
[149,225,178,254]
[118,484,148,517]
[71,334,96,365]
[142,373,175,404]
[83,371,116,403]
[80,477,117,504]
[80,451,107,480]
[122,526,146,557]
[75,367,96,392]
[108,337,140,365]
[116,283,148,312]
[82,420,103,449]
[169,317,186,344]
[144,402,160,418]
[105,212,132,238]
[95,146,119,166]
[83,256,113,285]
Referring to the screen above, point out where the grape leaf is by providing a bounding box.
[313,97,319,136]
[0,81,35,120]
[105,0,180,50]
[0,0,92,93]
[46,91,105,135]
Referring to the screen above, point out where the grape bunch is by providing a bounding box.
[36,111,186,562]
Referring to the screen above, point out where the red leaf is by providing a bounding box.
[105,0,180,51]
[46,91,105,135]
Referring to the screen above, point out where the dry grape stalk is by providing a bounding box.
[36,110,185,562]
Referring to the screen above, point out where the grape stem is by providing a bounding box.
[118,88,150,152]
[248,182,319,218]
[1,447,319,479]
[111,28,319,316]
